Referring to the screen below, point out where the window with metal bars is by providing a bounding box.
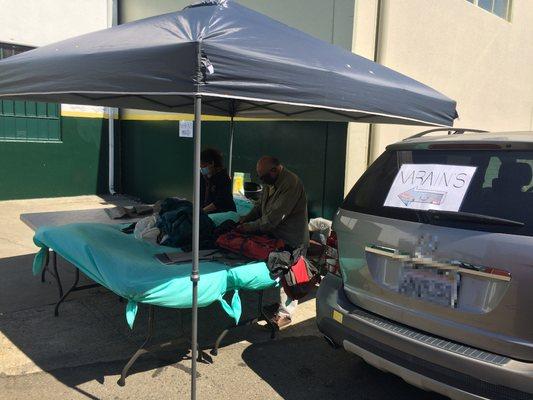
[466,0,512,21]
[0,43,61,142]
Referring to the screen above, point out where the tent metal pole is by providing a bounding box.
[190,93,202,400]
[228,115,235,177]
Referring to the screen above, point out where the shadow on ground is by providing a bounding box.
[1,252,445,400]
[241,325,444,400]
[0,251,284,383]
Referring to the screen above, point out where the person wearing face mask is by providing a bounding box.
[199,148,236,214]
[238,156,309,328]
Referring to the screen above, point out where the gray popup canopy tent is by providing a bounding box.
[0,0,457,398]
[0,0,457,125]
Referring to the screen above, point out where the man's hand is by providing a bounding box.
[236,223,254,233]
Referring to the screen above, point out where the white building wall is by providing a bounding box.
[344,0,379,194]
[0,0,112,117]
[345,0,533,194]
[0,0,108,46]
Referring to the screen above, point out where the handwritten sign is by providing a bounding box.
[179,121,193,138]
[384,164,477,212]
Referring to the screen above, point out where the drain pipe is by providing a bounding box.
[366,0,386,166]
[107,0,118,195]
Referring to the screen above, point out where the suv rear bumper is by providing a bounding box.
[316,274,533,400]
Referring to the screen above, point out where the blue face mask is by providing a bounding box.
[200,167,210,176]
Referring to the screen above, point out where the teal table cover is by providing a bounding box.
[32,200,274,328]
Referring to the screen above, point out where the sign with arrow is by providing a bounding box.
[384,164,477,212]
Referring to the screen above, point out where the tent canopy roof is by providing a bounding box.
[0,0,457,126]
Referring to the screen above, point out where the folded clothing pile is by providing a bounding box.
[156,199,215,251]
[133,198,233,251]
[131,197,256,251]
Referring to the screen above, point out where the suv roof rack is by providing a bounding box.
[404,128,488,141]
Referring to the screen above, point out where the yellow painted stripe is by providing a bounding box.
[121,112,274,122]
[61,111,111,119]
[122,113,206,121]
[61,109,277,122]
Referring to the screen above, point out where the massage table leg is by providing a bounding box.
[117,306,209,386]
[54,268,79,317]
[210,290,277,356]
[118,305,156,387]
[54,266,100,317]
[41,250,64,299]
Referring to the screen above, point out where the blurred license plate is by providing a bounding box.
[399,266,459,308]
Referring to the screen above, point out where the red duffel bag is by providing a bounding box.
[281,256,320,300]
[216,230,285,260]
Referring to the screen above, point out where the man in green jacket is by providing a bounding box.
[239,156,309,328]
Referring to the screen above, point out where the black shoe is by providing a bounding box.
[270,314,292,329]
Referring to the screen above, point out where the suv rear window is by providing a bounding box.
[343,149,533,236]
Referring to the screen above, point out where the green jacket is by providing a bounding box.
[241,167,309,248]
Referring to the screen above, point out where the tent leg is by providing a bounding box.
[191,94,202,400]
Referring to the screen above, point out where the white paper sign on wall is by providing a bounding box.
[179,120,193,138]
[383,164,477,212]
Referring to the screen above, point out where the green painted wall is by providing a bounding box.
[0,117,109,200]
[120,120,346,219]
[118,0,354,219]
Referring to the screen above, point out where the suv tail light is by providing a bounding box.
[325,230,340,276]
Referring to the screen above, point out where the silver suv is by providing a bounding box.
[317,130,533,400]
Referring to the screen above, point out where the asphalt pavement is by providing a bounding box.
[0,196,445,400]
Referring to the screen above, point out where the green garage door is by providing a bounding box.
[0,43,61,142]
[120,120,347,220]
